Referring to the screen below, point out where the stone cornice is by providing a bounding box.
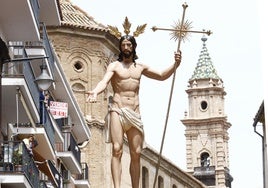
[86,118,104,130]
[181,116,231,127]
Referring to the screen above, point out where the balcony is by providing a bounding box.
[37,160,62,188]
[193,166,216,186]
[0,0,60,42]
[8,123,56,161]
[0,0,40,41]
[0,141,39,188]
[2,25,59,161]
[73,162,90,188]
[2,24,54,126]
[56,132,82,174]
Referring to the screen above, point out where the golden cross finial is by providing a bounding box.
[151,2,212,52]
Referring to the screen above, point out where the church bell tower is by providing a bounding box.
[181,36,233,187]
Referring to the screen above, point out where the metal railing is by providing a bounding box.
[0,141,40,187]
[39,93,55,149]
[62,132,81,164]
[40,23,55,77]
[47,160,62,188]
[77,162,89,180]
[39,180,49,188]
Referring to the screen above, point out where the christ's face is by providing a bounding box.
[120,39,133,58]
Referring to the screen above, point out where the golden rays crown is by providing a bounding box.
[108,17,147,39]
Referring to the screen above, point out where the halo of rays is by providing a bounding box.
[170,19,192,42]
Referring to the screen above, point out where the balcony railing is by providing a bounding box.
[40,23,55,76]
[77,162,89,180]
[193,165,215,175]
[0,141,40,187]
[62,132,81,163]
[39,180,49,188]
[39,92,55,149]
[47,160,62,187]
[39,171,55,188]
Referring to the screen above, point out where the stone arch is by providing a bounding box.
[71,82,85,93]
[200,151,211,167]
[198,149,212,167]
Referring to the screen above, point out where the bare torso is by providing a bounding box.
[111,61,144,113]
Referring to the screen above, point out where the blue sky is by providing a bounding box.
[72,0,265,187]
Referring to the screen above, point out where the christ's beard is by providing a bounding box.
[122,51,133,59]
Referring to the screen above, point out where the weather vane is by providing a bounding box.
[151,3,212,188]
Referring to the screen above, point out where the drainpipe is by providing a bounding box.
[254,123,265,188]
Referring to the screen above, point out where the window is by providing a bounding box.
[142,167,149,188]
[158,176,164,188]
[200,100,208,110]
[73,61,84,72]
[201,152,210,167]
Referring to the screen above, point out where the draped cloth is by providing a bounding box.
[104,107,144,143]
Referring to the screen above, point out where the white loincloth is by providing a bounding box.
[104,107,144,143]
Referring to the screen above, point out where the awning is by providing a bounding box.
[34,150,62,187]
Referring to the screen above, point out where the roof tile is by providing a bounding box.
[60,0,107,32]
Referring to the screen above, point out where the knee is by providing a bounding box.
[130,147,142,160]
[112,143,123,158]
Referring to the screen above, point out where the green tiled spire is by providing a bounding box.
[190,36,220,81]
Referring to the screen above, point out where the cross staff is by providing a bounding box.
[152,3,211,188]
[151,26,212,36]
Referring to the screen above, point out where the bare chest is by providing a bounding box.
[115,64,143,80]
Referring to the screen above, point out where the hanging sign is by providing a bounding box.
[49,101,68,119]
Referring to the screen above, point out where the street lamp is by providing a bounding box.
[35,64,54,91]
[34,63,54,124]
